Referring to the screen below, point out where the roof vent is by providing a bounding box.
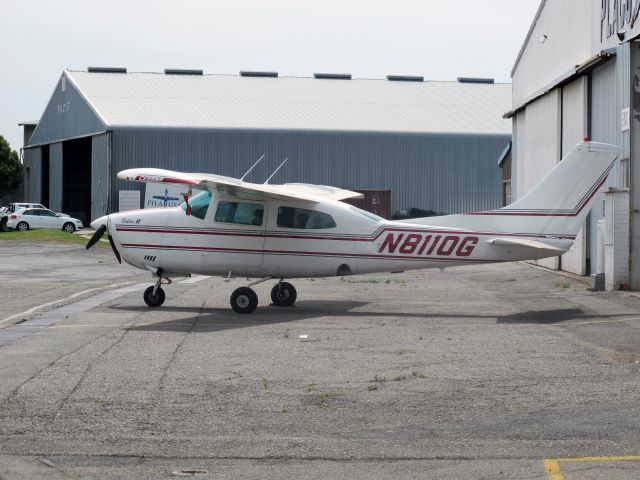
[386,75,424,82]
[457,77,494,84]
[240,71,278,78]
[313,73,352,80]
[164,68,203,75]
[87,66,127,73]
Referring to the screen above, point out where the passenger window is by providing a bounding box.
[277,206,336,229]
[215,201,264,226]
[181,190,212,220]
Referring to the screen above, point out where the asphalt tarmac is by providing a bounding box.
[0,241,639,479]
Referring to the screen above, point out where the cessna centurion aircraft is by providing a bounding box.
[87,141,621,313]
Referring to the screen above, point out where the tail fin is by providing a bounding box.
[403,141,622,237]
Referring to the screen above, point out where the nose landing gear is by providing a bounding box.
[143,268,171,307]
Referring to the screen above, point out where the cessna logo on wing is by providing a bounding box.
[135,175,165,182]
[378,233,479,256]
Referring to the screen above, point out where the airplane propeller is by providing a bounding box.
[85,222,122,264]
[86,224,107,249]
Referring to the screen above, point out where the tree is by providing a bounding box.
[0,135,23,199]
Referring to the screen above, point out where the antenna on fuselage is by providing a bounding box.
[264,157,288,184]
[240,153,266,182]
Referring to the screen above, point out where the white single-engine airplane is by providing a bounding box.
[87,141,621,313]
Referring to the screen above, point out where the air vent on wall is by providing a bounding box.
[240,71,278,77]
[313,73,352,80]
[87,66,127,73]
[386,75,424,82]
[164,68,203,75]
[457,77,494,84]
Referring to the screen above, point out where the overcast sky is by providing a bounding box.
[1,0,540,152]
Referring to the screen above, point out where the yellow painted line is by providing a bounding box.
[544,455,640,479]
[558,455,640,462]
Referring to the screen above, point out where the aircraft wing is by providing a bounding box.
[486,237,564,254]
[117,168,361,203]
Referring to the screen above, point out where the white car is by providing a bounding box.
[7,208,83,233]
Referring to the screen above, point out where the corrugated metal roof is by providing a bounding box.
[65,70,511,135]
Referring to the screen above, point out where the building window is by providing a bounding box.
[277,206,336,229]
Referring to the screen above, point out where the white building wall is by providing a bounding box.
[512,0,597,106]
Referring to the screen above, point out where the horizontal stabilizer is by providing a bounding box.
[486,237,564,254]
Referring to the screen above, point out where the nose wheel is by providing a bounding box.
[143,285,166,307]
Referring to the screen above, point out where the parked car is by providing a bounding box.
[6,202,47,213]
[6,208,83,233]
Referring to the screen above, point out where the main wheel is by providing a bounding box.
[16,221,28,232]
[143,286,165,307]
[230,287,258,314]
[62,222,75,233]
[270,282,297,307]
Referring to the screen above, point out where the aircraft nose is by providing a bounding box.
[90,215,109,230]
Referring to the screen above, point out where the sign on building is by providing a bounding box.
[144,183,202,209]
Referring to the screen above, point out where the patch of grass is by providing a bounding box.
[367,384,379,391]
[393,375,407,382]
[412,370,426,379]
[306,383,316,392]
[371,374,386,384]
[0,229,108,247]
[555,280,571,289]
[261,377,269,390]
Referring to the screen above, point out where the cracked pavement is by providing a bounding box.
[0,242,640,479]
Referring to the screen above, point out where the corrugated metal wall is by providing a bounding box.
[589,43,631,269]
[49,142,63,212]
[27,148,42,204]
[110,128,508,216]
[512,0,595,106]
[91,133,111,220]
[29,74,106,146]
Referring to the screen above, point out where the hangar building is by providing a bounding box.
[508,0,640,288]
[23,68,511,225]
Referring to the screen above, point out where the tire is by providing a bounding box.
[143,286,165,307]
[62,222,75,233]
[230,287,258,314]
[16,221,28,232]
[270,282,297,307]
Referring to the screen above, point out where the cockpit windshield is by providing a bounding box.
[349,206,384,222]
[180,190,212,220]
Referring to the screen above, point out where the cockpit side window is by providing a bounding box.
[277,206,336,229]
[215,201,264,226]
[181,190,212,220]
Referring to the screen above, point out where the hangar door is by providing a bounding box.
[519,89,561,270]
[560,77,588,275]
[62,137,92,225]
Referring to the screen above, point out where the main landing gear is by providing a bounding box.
[230,278,298,314]
[141,271,297,314]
